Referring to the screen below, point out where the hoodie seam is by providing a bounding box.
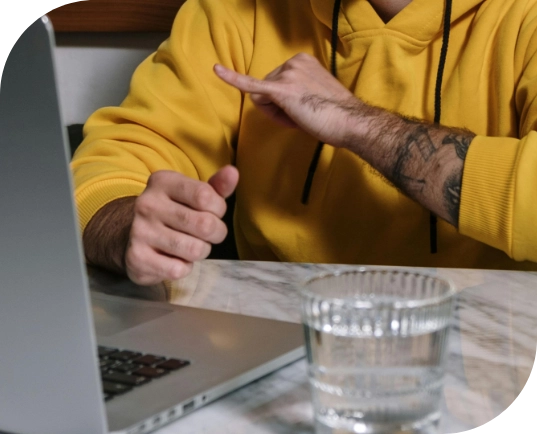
[338,5,444,46]
[341,29,436,47]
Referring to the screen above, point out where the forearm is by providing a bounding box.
[82,196,136,274]
[341,104,475,227]
[214,54,476,227]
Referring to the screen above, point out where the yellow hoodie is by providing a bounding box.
[72,0,537,270]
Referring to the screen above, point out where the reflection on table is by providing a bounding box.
[89,260,537,433]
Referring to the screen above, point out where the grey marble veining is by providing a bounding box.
[88,261,537,433]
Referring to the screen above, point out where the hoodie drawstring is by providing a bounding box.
[301,0,342,205]
[430,0,453,253]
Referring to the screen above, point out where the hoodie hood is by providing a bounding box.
[310,0,486,41]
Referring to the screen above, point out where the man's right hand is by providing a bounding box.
[83,165,239,285]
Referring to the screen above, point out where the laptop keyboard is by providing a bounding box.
[98,346,190,401]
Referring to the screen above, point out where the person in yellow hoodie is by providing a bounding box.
[72,0,537,285]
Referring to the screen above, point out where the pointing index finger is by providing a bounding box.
[214,64,270,94]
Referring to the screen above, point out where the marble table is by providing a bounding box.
[89,260,537,433]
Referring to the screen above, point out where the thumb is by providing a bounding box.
[208,165,239,198]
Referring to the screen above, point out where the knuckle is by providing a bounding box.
[210,196,226,218]
[175,207,192,229]
[200,242,212,259]
[125,243,144,267]
[146,171,163,188]
[126,267,142,283]
[129,220,142,238]
[167,261,192,280]
[129,220,150,244]
[186,238,206,260]
[281,61,292,71]
[168,235,205,260]
[282,69,299,81]
[134,195,155,217]
[166,261,186,280]
[147,170,171,186]
[193,184,214,209]
[217,198,228,218]
[214,222,229,244]
[125,252,155,285]
[290,52,308,65]
[134,274,156,286]
[196,214,216,238]
[166,235,182,255]
[301,52,316,63]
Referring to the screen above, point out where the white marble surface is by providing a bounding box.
[89,261,537,433]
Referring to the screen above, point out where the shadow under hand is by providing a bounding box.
[87,264,170,302]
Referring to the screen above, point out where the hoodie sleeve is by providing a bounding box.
[71,0,254,233]
[459,6,537,263]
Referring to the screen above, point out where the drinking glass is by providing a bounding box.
[300,267,456,434]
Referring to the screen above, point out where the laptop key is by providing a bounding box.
[156,358,190,371]
[99,359,120,369]
[102,381,132,395]
[109,350,142,361]
[113,363,143,373]
[98,346,119,358]
[133,366,168,378]
[134,354,166,366]
[97,346,189,402]
[103,371,151,386]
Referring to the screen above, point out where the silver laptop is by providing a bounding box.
[0,17,304,434]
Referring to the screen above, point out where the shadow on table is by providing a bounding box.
[87,265,170,302]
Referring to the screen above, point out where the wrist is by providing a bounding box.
[83,196,136,275]
[339,102,402,165]
[333,98,373,150]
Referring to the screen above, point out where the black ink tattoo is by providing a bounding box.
[400,175,427,194]
[392,125,437,194]
[412,126,437,162]
[443,171,462,227]
[442,134,472,160]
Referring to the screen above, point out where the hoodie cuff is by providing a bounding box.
[75,179,146,235]
[459,135,520,257]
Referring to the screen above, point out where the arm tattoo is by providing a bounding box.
[442,134,471,160]
[441,132,473,226]
[388,125,474,228]
[392,125,437,194]
[309,96,476,228]
[412,125,437,161]
[443,171,462,226]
